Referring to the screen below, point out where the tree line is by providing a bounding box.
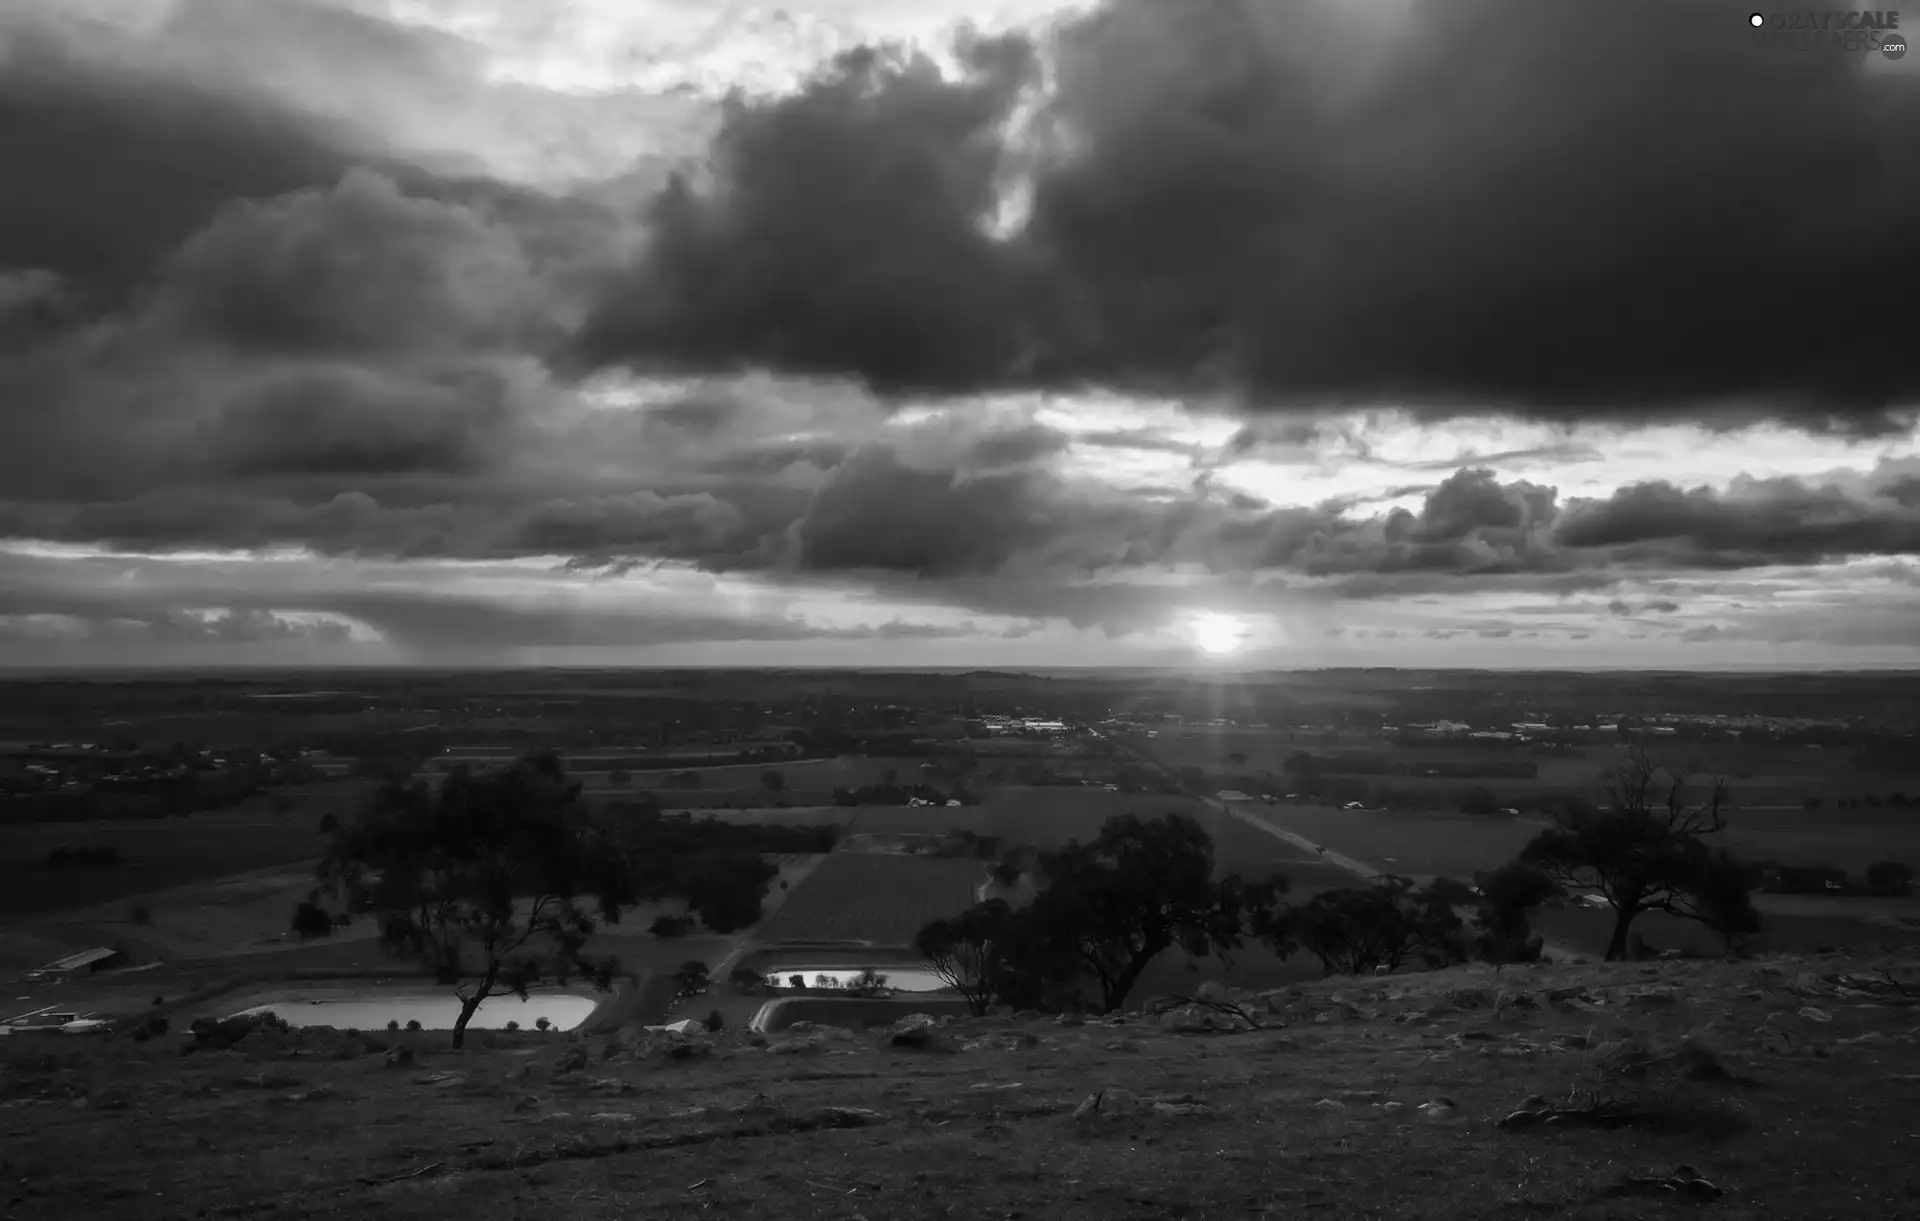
[320,746,1769,1045]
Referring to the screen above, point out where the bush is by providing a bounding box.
[649,914,695,938]
[291,901,335,939]
[387,1019,400,1032]
[535,1017,551,1032]
[405,1019,422,1032]
[505,1020,520,1031]
[704,1009,724,1032]
[1866,860,1915,897]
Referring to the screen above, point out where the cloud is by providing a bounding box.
[574,0,1920,428]
[0,7,363,308]
[1554,474,1920,567]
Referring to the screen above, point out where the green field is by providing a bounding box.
[753,853,986,946]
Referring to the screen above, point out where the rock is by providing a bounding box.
[1152,1098,1209,1117]
[814,1106,884,1126]
[1340,1090,1384,1104]
[1056,1013,1085,1027]
[590,1112,634,1123]
[1798,1006,1833,1023]
[669,1043,712,1061]
[1417,1098,1464,1123]
[890,1028,933,1049]
[1375,1101,1405,1114]
[1314,1098,1346,1111]
[1072,1088,1146,1121]
[1102,1038,1143,1053]
[554,1046,590,1074]
[512,1094,541,1113]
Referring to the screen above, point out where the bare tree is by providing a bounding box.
[1519,747,1757,961]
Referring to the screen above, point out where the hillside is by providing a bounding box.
[4,953,1917,1219]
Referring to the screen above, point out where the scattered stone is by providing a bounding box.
[1056,1013,1085,1027]
[1314,1098,1346,1111]
[512,1094,541,1113]
[590,1112,634,1123]
[1072,1088,1145,1121]
[1340,1090,1384,1104]
[1417,1098,1464,1123]
[813,1107,884,1127]
[1152,1097,1209,1117]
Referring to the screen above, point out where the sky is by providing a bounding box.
[1,0,1918,670]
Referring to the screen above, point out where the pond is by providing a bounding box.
[230,992,599,1032]
[759,966,949,992]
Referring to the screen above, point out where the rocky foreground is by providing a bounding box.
[3,953,1919,1220]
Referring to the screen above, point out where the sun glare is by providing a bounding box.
[1191,612,1246,657]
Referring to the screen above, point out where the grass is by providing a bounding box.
[7,951,1917,1219]
[753,854,987,946]
[0,783,370,921]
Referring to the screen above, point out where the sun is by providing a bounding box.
[1190,612,1246,657]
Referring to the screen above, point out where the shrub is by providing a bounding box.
[505,1020,520,1031]
[405,1019,422,1032]
[387,1019,400,1032]
[650,914,695,938]
[535,1017,551,1032]
[704,1009,724,1032]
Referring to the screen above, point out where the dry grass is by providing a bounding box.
[4,951,1916,1219]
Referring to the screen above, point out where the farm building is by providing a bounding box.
[28,947,122,980]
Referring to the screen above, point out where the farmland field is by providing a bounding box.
[752,853,985,946]
[1238,804,1542,883]
[980,786,1212,849]
[0,782,370,921]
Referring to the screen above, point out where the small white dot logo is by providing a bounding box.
[1749,12,1765,26]
[1886,33,1908,59]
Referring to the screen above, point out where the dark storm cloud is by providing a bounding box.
[155,169,552,358]
[577,0,1920,427]
[0,10,362,309]
[1553,475,1920,566]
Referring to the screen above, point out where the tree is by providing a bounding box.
[1517,748,1755,962]
[672,960,710,995]
[1014,813,1287,1012]
[846,968,889,997]
[1471,862,1559,968]
[291,900,335,939]
[1458,786,1500,816]
[730,966,768,993]
[1866,860,1915,897]
[760,770,786,794]
[319,751,629,1049]
[1286,877,1466,976]
[916,899,1014,1016]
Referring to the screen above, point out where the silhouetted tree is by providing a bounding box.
[917,899,1013,1016]
[1285,876,1466,976]
[320,751,628,1049]
[1013,813,1287,1012]
[1517,747,1755,961]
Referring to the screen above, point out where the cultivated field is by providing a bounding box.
[979,786,1212,849]
[0,782,369,923]
[752,854,986,947]
[1239,804,1541,884]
